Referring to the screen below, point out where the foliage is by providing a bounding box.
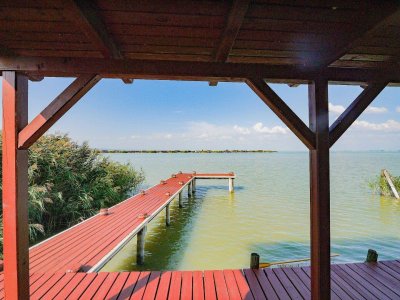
[369,172,400,197]
[0,134,144,257]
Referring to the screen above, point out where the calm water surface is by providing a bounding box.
[101,152,400,272]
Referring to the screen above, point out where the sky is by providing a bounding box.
[0,76,399,151]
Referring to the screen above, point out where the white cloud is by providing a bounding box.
[353,119,400,132]
[396,106,400,113]
[253,122,288,134]
[233,125,250,135]
[329,102,345,114]
[365,106,387,114]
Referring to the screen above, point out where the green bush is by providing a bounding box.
[0,134,144,256]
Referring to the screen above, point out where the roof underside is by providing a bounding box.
[1,0,400,83]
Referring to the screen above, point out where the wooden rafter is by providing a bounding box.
[213,0,250,62]
[18,74,101,149]
[329,81,387,147]
[2,56,400,83]
[246,78,316,150]
[63,0,132,84]
[209,0,249,86]
[316,3,400,68]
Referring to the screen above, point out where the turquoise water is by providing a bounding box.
[101,152,400,272]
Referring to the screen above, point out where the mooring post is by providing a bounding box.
[166,203,171,226]
[137,226,147,265]
[229,178,234,192]
[179,191,183,208]
[365,249,378,263]
[250,253,260,269]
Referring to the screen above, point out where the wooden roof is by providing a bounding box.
[1,0,400,83]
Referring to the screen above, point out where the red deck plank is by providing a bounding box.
[180,271,193,300]
[193,271,205,300]
[131,271,151,300]
[232,269,254,300]
[143,271,162,300]
[213,270,229,300]
[155,271,172,300]
[53,272,86,300]
[203,271,217,300]
[30,272,65,299]
[167,271,182,300]
[38,272,77,299]
[106,272,130,300]
[79,272,109,299]
[222,270,242,300]
[116,272,140,300]
[92,272,119,299]
[66,272,97,299]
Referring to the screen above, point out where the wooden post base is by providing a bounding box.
[137,226,147,265]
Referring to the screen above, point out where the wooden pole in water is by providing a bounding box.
[179,191,183,208]
[365,249,378,263]
[166,203,171,226]
[229,178,234,192]
[137,226,147,265]
[250,253,260,269]
[188,182,192,197]
[382,169,400,199]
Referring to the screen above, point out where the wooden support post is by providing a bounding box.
[188,182,192,198]
[192,179,196,194]
[179,192,183,208]
[229,178,234,193]
[309,78,331,300]
[166,204,171,226]
[2,72,29,300]
[137,226,147,265]
[382,169,400,199]
[250,253,260,269]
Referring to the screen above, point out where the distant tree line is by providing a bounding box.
[100,149,277,154]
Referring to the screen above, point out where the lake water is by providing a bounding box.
[100,152,400,272]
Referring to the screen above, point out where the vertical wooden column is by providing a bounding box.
[188,182,192,198]
[2,72,29,299]
[309,78,331,300]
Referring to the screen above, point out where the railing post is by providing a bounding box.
[2,72,29,300]
[309,78,331,299]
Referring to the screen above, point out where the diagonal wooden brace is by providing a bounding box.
[246,78,316,150]
[18,74,101,149]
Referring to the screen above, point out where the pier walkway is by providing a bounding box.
[1,260,400,299]
[26,172,235,274]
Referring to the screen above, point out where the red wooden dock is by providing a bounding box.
[28,172,235,274]
[1,260,400,299]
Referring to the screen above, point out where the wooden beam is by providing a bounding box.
[63,0,121,58]
[246,78,316,150]
[63,0,130,84]
[1,56,400,83]
[316,4,400,67]
[18,74,100,149]
[329,81,387,147]
[308,78,330,300]
[2,72,29,299]
[213,0,249,62]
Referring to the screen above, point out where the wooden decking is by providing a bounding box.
[27,172,234,274]
[1,261,400,299]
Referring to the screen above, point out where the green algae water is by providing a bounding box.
[100,152,400,272]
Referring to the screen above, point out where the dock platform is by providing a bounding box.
[1,260,400,299]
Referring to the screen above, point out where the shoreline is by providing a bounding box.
[100,150,277,154]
